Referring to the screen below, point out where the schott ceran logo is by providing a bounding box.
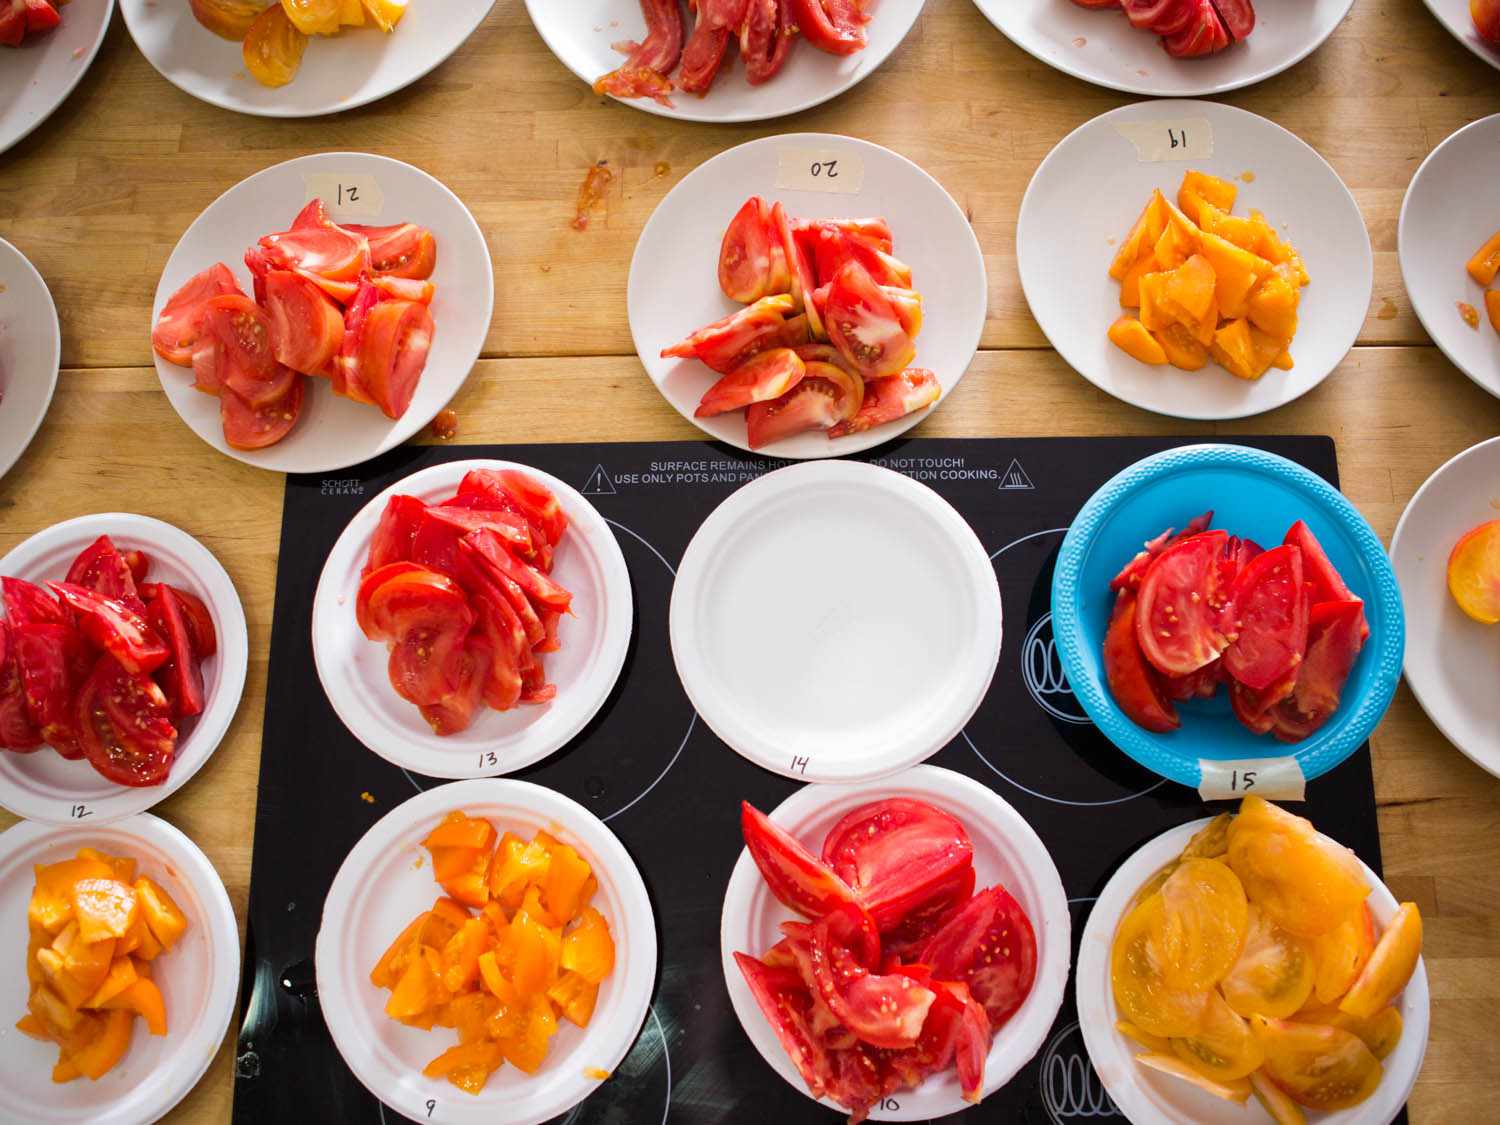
[1041,1021,1121,1122]
[1023,613,1092,725]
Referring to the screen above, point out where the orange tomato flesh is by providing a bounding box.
[18,848,186,1081]
[372,810,617,1093]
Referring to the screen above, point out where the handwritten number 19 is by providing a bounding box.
[809,160,839,179]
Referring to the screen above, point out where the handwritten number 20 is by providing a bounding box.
[809,160,839,179]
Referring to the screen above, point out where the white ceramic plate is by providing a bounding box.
[1018,100,1371,421]
[1390,436,1500,777]
[1076,817,1430,1125]
[1416,0,1500,72]
[525,0,924,124]
[721,764,1071,1121]
[0,0,114,155]
[312,459,632,779]
[0,813,240,1125]
[317,778,656,1125]
[120,0,494,118]
[670,461,1000,783]
[1399,113,1500,401]
[628,132,986,458]
[0,237,61,479]
[0,514,248,825]
[973,0,1354,97]
[151,152,493,474]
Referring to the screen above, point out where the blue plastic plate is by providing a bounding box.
[1051,444,1405,789]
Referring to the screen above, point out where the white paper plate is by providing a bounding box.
[0,0,114,155]
[670,461,1000,783]
[317,778,656,1125]
[0,237,61,480]
[151,152,493,474]
[1018,100,1371,421]
[973,0,1354,97]
[720,764,1071,1120]
[0,514,248,825]
[1416,0,1500,72]
[313,459,632,779]
[628,132,986,458]
[1075,817,1430,1125]
[0,813,240,1125]
[1390,436,1500,778]
[524,0,924,124]
[120,0,494,118]
[1398,113,1500,401]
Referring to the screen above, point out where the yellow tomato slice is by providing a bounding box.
[1127,860,1177,913]
[1250,1015,1382,1111]
[1133,1052,1252,1104]
[1339,902,1422,1019]
[1250,1069,1308,1125]
[1310,900,1376,1004]
[1111,894,1212,1039]
[281,0,341,35]
[244,5,308,88]
[1154,858,1249,990]
[1293,1001,1403,1060]
[1227,797,1370,938]
[1116,1019,1173,1054]
[1171,989,1265,1082]
[359,0,407,33]
[1220,904,1315,1019]
[1180,812,1233,860]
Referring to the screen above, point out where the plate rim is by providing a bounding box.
[1413,0,1500,73]
[0,235,62,480]
[1049,442,1406,788]
[0,0,116,156]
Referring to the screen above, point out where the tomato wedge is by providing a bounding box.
[732,952,837,1102]
[138,583,216,658]
[187,0,264,39]
[243,3,308,88]
[919,884,1039,1029]
[198,294,287,405]
[790,0,867,55]
[823,259,919,379]
[740,0,797,84]
[745,362,863,450]
[2,576,67,626]
[462,529,571,613]
[718,196,789,303]
[341,222,438,280]
[1284,519,1368,641]
[75,656,176,788]
[0,623,43,750]
[146,586,205,720]
[151,263,242,366]
[364,494,427,575]
[1135,529,1232,677]
[331,279,381,403]
[424,506,532,555]
[259,219,368,284]
[281,0,341,35]
[802,220,913,289]
[827,369,941,439]
[1105,591,1180,732]
[11,622,89,757]
[772,201,825,339]
[800,903,935,1050]
[357,299,434,420]
[472,594,524,712]
[486,469,570,547]
[370,275,435,305]
[418,637,489,736]
[49,583,169,675]
[1110,512,1216,593]
[262,270,345,376]
[741,802,859,918]
[64,536,143,610]
[661,294,806,374]
[221,374,305,451]
[1269,598,1365,741]
[695,347,806,417]
[1221,544,1308,692]
[1249,1015,1382,1111]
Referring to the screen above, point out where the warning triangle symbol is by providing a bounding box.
[998,459,1035,491]
[582,465,616,495]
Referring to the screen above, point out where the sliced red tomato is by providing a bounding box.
[370,275,435,304]
[151,263,242,366]
[879,865,977,960]
[49,583,169,675]
[341,222,437,280]
[732,952,837,1102]
[331,279,381,404]
[1163,0,1231,56]
[11,622,89,757]
[1110,513,1216,593]
[745,362,863,450]
[220,374,304,451]
[1211,0,1255,39]
[1265,599,1366,742]
[741,801,859,918]
[19,0,58,33]
[454,469,568,551]
[259,219,367,283]
[472,594,524,711]
[458,539,546,646]
[800,903,935,1050]
[243,246,271,306]
[357,564,466,642]
[662,294,808,374]
[519,656,556,704]
[1221,544,1309,691]
[740,0,797,83]
[187,0,264,39]
[696,347,806,417]
[290,198,329,230]
[75,656,176,788]
[463,528,571,613]
[1162,660,1221,703]
[827,369,941,439]
[802,220,913,290]
[418,637,489,735]
[1135,529,1232,677]
[2,576,67,627]
[771,201,826,338]
[383,604,475,709]
[1105,591,1181,733]
[919,884,1038,1029]
[0,624,42,750]
[146,586,205,720]
[719,196,790,304]
[820,798,975,935]
[357,299,434,420]
[678,5,732,94]
[139,583,217,658]
[1284,520,1367,639]
[199,294,286,405]
[823,260,920,379]
[262,270,345,376]
[242,3,308,88]
[122,550,150,586]
[424,505,532,555]
[364,494,428,576]
[790,0,867,54]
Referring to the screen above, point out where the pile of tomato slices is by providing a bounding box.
[190,0,411,89]
[355,469,572,737]
[1111,797,1422,1116]
[666,196,939,450]
[734,798,1037,1122]
[1070,0,1255,58]
[595,0,871,106]
[0,536,216,787]
[152,197,438,451]
[1103,512,1370,742]
[0,0,65,45]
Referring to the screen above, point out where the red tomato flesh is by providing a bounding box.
[919,883,1039,1029]
[152,263,242,366]
[75,656,175,787]
[357,299,434,420]
[262,270,345,376]
[1104,591,1181,733]
[48,582,169,675]
[1134,528,1233,677]
[1221,543,1309,691]
[741,801,859,918]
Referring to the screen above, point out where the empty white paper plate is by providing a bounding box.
[670,461,1001,783]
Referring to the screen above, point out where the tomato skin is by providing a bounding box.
[799,902,936,1050]
[695,347,806,417]
[1221,544,1309,692]
[0,623,43,750]
[2,575,69,626]
[741,801,859,918]
[357,299,434,420]
[188,0,264,39]
[789,0,868,55]
[139,583,217,658]
[11,622,90,758]
[1104,592,1181,733]
[145,586,206,720]
[75,656,176,788]
[718,196,790,304]
[262,270,345,376]
[48,582,169,675]
[1135,529,1232,677]
[152,263,242,366]
[220,374,305,451]
[259,223,368,284]
[920,883,1039,1029]
[364,494,428,576]
[662,294,806,374]
[243,3,308,88]
[342,222,437,280]
[823,260,920,380]
[732,952,838,1102]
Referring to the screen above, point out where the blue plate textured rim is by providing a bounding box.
[1050,443,1406,789]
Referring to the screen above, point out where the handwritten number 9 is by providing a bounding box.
[809,160,839,179]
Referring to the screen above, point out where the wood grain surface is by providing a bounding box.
[1,1,1498,1121]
